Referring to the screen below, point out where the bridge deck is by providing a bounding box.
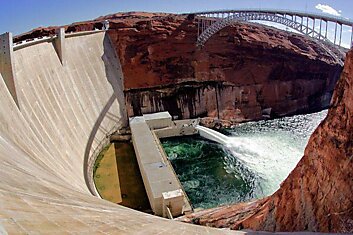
[187,9,353,26]
[190,9,353,50]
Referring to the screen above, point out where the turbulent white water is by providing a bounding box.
[162,110,328,209]
[223,110,328,196]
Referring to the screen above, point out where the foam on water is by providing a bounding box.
[224,110,328,196]
[161,110,328,209]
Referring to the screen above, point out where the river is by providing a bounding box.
[161,110,328,209]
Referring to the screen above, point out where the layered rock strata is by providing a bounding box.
[16,13,343,122]
[179,49,353,233]
[106,13,343,121]
[10,12,352,233]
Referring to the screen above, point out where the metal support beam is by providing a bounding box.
[325,21,328,38]
[334,22,337,44]
[196,10,353,49]
[339,23,342,46]
[351,25,353,48]
[201,18,204,33]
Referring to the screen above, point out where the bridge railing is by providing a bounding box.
[193,9,353,49]
[194,9,352,60]
[188,8,353,25]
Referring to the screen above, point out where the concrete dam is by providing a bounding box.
[1,10,352,234]
[0,30,235,233]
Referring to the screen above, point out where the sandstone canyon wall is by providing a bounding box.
[180,49,353,233]
[11,12,352,233]
[15,13,343,122]
[105,13,342,122]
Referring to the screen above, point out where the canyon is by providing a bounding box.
[10,12,352,233]
[109,13,343,122]
[179,48,353,233]
[16,12,343,123]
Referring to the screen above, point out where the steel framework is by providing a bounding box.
[191,9,353,51]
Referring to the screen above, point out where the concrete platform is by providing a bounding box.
[130,113,194,218]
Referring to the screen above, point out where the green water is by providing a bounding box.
[162,136,255,209]
[161,110,327,209]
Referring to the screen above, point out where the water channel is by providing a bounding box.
[161,110,328,209]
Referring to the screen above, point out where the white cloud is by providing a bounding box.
[315,4,341,16]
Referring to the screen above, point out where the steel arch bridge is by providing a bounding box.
[189,9,353,51]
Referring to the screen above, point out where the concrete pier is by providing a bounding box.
[54,28,66,65]
[0,32,18,105]
[129,112,195,218]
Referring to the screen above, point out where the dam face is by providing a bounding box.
[0,31,240,233]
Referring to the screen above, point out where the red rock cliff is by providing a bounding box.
[105,13,343,121]
[14,13,343,122]
[179,49,353,233]
[15,12,352,232]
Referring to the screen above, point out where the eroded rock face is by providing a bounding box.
[179,49,353,233]
[106,14,342,121]
[15,13,343,122]
[15,12,352,232]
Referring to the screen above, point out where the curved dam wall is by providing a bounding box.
[0,31,241,234]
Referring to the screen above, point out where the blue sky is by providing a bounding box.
[0,0,352,36]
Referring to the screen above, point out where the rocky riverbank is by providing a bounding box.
[178,48,353,233]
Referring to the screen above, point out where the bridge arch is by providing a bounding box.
[193,10,352,50]
[192,10,353,65]
[197,13,327,47]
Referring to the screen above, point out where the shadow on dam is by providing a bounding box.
[0,31,233,233]
[0,19,345,233]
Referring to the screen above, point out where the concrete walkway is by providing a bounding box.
[129,112,192,218]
